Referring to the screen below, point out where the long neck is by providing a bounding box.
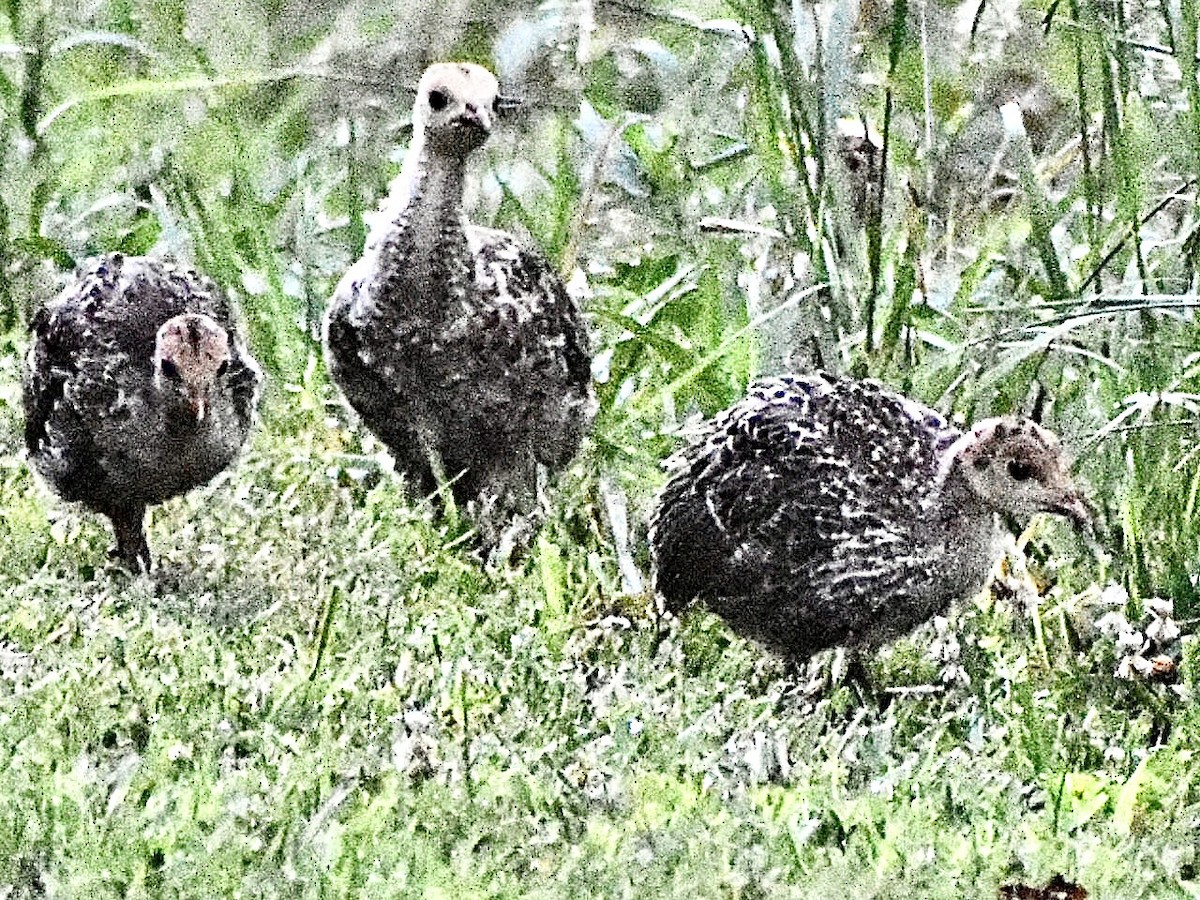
[368,137,472,308]
[393,137,466,236]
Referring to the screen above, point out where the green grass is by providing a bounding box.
[2,361,1199,899]
[4,0,1200,895]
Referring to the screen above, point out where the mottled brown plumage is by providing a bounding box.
[650,373,1090,659]
[24,254,262,570]
[324,62,593,555]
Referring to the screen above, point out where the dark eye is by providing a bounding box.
[216,359,230,377]
[160,359,180,380]
[428,89,449,112]
[1007,459,1035,481]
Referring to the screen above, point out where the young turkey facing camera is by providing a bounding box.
[324,62,593,558]
[23,254,262,571]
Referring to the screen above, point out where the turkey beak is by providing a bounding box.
[459,103,489,132]
[186,390,208,422]
[1048,490,1093,532]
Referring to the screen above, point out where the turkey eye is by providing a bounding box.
[428,89,449,112]
[160,359,180,380]
[216,359,229,377]
[1007,459,1035,481]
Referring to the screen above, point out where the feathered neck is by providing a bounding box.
[933,430,976,492]
[362,134,474,309]
[928,434,995,533]
[377,135,468,236]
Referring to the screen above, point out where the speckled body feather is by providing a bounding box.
[324,63,592,551]
[24,254,262,566]
[650,373,1086,659]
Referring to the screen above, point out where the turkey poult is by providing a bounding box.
[23,254,263,571]
[324,62,593,555]
[649,373,1091,661]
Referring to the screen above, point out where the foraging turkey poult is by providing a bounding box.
[649,373,1091,660]
[323,62,593,556]
[23,254,262,570]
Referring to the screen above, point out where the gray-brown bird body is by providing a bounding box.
[23,254,262,569]
[650,373,1088,659]
[324,63,592,550]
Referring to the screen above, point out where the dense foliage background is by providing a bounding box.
[2,0,1200,895]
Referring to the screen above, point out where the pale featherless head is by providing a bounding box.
[413,62,506,158]
[945,417,1092,528]
[153,313,232,422]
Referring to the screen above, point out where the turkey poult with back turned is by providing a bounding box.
[24,254,263,571]
[324,62,593,558]
[649,373,1091,662]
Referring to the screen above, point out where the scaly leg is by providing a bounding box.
[108,504,150,572]
[414,421,460,523]
[473,461,540,564]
